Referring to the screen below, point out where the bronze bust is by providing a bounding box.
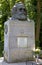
[11,2,27,21]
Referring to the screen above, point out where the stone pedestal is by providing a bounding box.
[4,20,35,62]
[0,57,42,65]
[0,57,35,65]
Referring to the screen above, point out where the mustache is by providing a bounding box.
[18,12,27,15]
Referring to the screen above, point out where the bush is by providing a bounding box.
[39,50,42,59]
[0,41,4,57]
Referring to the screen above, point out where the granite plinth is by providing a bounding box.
[0,57,42,65]
[4,20,35,62]
[0,57,34,65]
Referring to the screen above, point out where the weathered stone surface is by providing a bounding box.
[0,57,42,65]
[0,57,35,65]
[4,20,35,62]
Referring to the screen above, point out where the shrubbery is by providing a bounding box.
[0,41,4,57]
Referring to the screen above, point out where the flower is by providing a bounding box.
[33,48,40,54]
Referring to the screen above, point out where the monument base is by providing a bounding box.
[1,57,42,65]
[0,57,35,65]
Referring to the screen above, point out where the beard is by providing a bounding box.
[16,12,27,20]
[11,12,27,20]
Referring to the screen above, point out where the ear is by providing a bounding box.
[11,6,17,15]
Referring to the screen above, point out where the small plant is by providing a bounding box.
[33,48,40,58]
[33,48,40,54]
[39,50,42,59]
[35,48,40,54]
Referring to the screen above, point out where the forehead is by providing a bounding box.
[16,3,25,9]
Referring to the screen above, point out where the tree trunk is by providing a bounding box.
[35,0,41,47]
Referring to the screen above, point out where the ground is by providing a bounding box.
[0,57,42,65]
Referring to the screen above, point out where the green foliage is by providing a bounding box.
[25,0,42,49]
[39,50,42,59]
[35,41,40,48]
[0,41,4,57]
[25,0,37,21]
[0,0,10,57]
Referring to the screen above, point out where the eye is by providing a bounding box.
[23,9,26,11]
[19,8,22,11]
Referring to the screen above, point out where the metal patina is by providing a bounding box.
[11,2,27,20]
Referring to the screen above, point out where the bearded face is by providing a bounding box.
[11,2,27,20]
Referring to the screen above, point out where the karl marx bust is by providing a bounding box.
[11,2,27,20]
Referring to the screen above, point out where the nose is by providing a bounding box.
[22,9,24,12]
[19,8,25,12]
